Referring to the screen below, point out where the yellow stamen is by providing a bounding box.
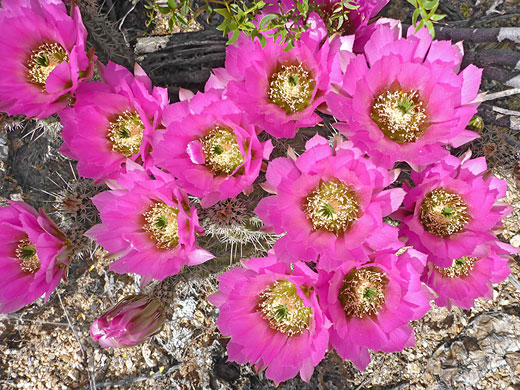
[26,42,68,90]
[257,280,312,337]
[142,202,180,249]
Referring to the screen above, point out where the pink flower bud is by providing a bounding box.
[90,295,165,348]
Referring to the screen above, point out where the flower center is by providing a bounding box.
[257,279,312,337]
[268,62,315,114]
[304,180,360,235]
[420,188,470,237]
[338,266,388,318]
[200,126,244,175]
[107,111,145,157]
[371,89,427,143]
[436,256,477,278]
[15,239,41,274]
[26,42,69,90]
[142,202,180,249]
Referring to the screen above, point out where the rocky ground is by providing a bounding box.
[1,0,520,389]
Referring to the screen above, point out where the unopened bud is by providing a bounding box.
[467,115,484,134]
[90,294,165,348]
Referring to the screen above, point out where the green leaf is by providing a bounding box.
[259,13,277,29]
[423,0,437,9]
[412,8,420,26]
[175,13,189,27]
[214,7,232,19]
[157,5,171,14]
[407,0,418,7]
[430,13,446,21]
[193,5,207,19]
[168,0,176,9]
[227,29,240,45]
[257,32,267,48]
[426,20,435,38]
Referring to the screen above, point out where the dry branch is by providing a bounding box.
[434,26,520,43]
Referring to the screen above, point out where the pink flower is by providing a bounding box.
[60,61,168,183]
[90,294,166,348]
[422,241,516,309]
[151,91,272,208]
[85,162,213,284]
[327,23,482,169]
[0,201,71,313]
[397,152,512,265]
[0,0,95,118]
[206,29,331,138]
[208,253,330,385]
[255,134,405,267]
[318,248,430,370]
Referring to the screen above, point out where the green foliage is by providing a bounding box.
[144,0,192,31]
[143,0,359,49]
[407,0,446,38]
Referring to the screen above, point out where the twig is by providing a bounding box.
[490,106,520,117]
[481,66,520,88]
[463,50,520,71]
[480,106,520,130]
[57,291,97,390]
[79,364,181,390]
[435,26,520,43]
[483,88,520,102]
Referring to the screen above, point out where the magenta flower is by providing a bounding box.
[90,294,165,348]
[151,91,272,208]
[327,23,482,169]
[60,61,168,183]
[255,134,405,267]
[85,162,214,284]
[318,248,430,370]
[206,29,331,138]
[0,201,71,314]
[397,152,512,265]
[0,0,95,118]
[422,241,516,310]
[208,253,330,385]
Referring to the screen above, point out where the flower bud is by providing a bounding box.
[90,295,165,348]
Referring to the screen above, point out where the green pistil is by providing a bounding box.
[397,95,417,114]
[371,89,427,144]
[15,239,41,274]
[118,128,131,139]
[212,145,224,155]
[257,280,313,337]
[107,111,145,157]
[154,215,168,229]
[420,188,470,237]
[363,287,378,300]
[27,42,69,90]
[319,203,336,218]
[200,126,244,175]
[441,208,453,217]
[304,180,360,236]
[268,62,315,114]
[273,304,289,322]
[436,256,478,278]
[143,202,180,250]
